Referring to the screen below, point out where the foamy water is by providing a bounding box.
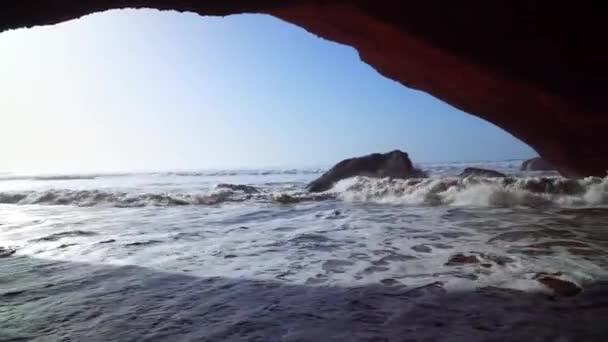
[1,161,608,341]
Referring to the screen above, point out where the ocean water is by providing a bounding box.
[1,160,608,341]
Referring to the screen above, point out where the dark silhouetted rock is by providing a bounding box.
[459,167,506,178]
[535,274,582,297]
[521,157,556,171]
[307,150,426,192]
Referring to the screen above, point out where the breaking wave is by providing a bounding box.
[1,177,607,208]
[331,176,608,207]
[0,185,264,207]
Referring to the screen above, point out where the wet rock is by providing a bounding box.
[445,253,480,266]
[0,247,16,258]
[430,243,454,249]
[534,271,563,278]
[362,265,390,274]
[553,179,586,195]
[125,240,162,247]
[521,178,554,193]
[2,289,25,297]
[31,230,97,242]
[411,244,432,253]
[521,157,555,171]
[529,241,590,249]
[535,275,581,297]
[500,177,517,186]
[477,286,527,299]
[459,167,506,178]
[322,259,354,273]
[413,233,442,241]
[481,263,492,268]
[307,150,426,192]
[521,178,585,195]
[440,231,473,238]
[478,253,514,266]
[305,274,328,285]
[216,183,259,194]
[380,278,401,286]
[274,194,300,204]
[349,252,371,260]
[454,273,479,280]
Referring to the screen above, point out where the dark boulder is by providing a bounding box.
[534,274,582,297]
[307,150,426,192]
[459,167,506,178]
[445,253,480,266]
[521,157,556,171]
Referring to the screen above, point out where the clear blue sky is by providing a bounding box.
[0,10,534,173]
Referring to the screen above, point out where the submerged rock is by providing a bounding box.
[459,167,506,178]
[0,246,16,258]
[216,183,259,194]
[411,244,432,253]
[307,150,426,192]
[521,157,556,171]
[476,252,514,266]
[445,253,480,266]
[535,274,582,297]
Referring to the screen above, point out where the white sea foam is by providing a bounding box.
[331,175,608,207]
[0,186,260,207]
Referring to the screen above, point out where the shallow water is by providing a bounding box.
[1,162,608,341]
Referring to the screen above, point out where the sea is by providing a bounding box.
[1,159,608,341]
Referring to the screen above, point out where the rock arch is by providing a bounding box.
[2,1,606,177]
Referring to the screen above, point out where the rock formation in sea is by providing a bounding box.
[307,150,426,192]
[1,2,606,177]
[521,157,556,171]
[459,167,506,178]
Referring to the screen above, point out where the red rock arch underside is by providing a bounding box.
[2,1,606,177]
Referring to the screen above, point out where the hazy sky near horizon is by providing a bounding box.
[0,10,535,173]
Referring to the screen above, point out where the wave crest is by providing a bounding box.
[331,176,608,207]
[0,185,260,208]
[1,177,607,208]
